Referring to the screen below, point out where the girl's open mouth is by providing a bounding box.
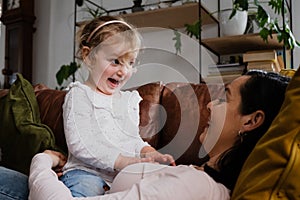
[108,78,120,87]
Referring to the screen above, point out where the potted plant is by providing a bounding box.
[185,0,299,50]
[231,0,299,49]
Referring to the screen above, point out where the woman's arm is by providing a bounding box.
[28,153,76,200]
[28,152,134,200]
[29,152,230,200]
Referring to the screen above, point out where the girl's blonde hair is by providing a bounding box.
[76,16,141,61]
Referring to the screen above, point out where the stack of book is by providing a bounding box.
[207,63,245,76]
[243,50,283,72]
[205,62,246,83]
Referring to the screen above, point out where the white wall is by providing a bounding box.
[33,0,74,88]
[124,28,200,88]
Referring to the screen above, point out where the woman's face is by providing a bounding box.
[199,75,250,158]
[87,40,138,95]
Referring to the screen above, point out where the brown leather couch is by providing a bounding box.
[32,81,223,166]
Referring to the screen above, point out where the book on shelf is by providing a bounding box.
[277,49,291,69]
[247,60,281,72]
[207,63,245,76]
[243,49,290,72]
[243,50,277,63]
[203,74,241,84]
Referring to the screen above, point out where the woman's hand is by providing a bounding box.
[43,150,67,177]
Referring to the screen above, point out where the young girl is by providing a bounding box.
[60,16,175,197]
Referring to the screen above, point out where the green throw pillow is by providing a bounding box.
[0,74,56,175]
[232,67,300,199]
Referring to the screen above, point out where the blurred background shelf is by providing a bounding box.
[201,33,284,56]
[120,3,217,28]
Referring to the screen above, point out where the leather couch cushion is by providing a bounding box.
[34,84,68,153]
[159,82,224,165]
[136,82,164,148]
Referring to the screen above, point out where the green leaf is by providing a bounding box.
[268,0,282,15]
[259,28,270,43]
[56,62,80,86]
[256,5,269,27]
[85,4,105,18]
[229,9,237,20]
[232,0,249,11]
[185,20,200,39]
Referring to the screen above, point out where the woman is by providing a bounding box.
[200,70,290,190]
[1,70,290,199]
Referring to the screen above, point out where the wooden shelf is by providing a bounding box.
[200,4,217,25]
[78,3,216,29]
[201,33,284,55]
[120,3,215,29]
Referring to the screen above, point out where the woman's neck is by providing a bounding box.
[206,152,223,170]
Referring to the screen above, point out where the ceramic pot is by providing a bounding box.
[220,10,248,36]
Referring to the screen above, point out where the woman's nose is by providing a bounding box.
[207,100,214,112]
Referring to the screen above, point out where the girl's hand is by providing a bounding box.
[141,146,176,166]
[146,151,176,166]
[114,154,156,171]
[43,150,67,177]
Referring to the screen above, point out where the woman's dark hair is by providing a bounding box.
[205,70,291,191]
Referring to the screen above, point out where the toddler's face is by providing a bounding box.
[89,40,138,95]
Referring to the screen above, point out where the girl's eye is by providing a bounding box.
[112,59,120,65]
[129,61,135,67]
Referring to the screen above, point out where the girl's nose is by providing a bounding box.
[117,65,128,76]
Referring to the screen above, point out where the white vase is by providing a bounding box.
[220,10,248,36]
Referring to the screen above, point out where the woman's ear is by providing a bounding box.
[241,110,265,132]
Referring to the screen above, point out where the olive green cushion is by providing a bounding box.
[232,67,300,199]
[0,74,56,175]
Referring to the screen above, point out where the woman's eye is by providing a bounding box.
[218,98,226,103]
